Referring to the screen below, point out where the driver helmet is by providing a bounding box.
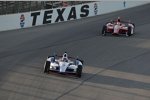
[63,52,68,57]
[62,52,68,62]
[117,17,121,22]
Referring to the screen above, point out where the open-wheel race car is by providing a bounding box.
[101,18,135,37]
[44,52,83,78]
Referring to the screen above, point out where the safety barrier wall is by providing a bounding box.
[0,1,149,32]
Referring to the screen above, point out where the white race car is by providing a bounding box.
[44,55,83,78]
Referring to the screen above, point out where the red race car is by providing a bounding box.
[102,19,135,37]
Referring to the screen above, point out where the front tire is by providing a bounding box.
[76,65,82,78]
[102,25,107,36]
[44,61,50,73]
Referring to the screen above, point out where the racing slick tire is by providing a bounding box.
[127,27,132,37]
[132,23,135,27]
[76,65,82,78]
[132,23,135,35]
[44,61,50,73]
[102,25,107,36]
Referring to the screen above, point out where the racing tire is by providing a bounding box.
[102,25,107,36]
[132,24,135,35]
[132,23,135,28]
[127,27,132,36]
[44,61,50,73]
[76,65,82,78]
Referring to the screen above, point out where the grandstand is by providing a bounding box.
[0,1,94,15]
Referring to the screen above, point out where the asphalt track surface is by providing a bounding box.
[0,4,150,100]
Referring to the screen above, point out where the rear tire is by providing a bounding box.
[44,61,50,73]
[127,27,132,36]
[102,25,107,36]
[76,65,82,78]
[132,23,135,35]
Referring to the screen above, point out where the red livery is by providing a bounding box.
[102,18,135,37]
